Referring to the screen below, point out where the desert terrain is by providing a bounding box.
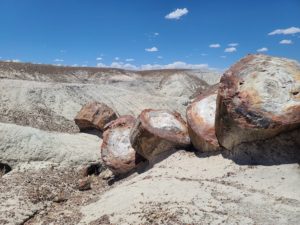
[0,60,299,225]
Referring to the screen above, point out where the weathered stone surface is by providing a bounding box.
[74,101,117,131]
[216,54,300,149]
[130,109,190,160]
[187,86,221,152]
[101,115,143,175]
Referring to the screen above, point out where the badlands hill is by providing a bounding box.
[0,58,299,225]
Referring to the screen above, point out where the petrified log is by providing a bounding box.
[101,115,144,175]
[186,86,221,152]
[74,101,117,131]
[130,109,190,160]
[215,54,300,149]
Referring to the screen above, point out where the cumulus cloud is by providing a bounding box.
[97,62,137,70]
[141,61,208,70]
[279,39,293,44]
[125,58,135,62]
[96,61,208,70]
[268,27,300,35]
[96,63,106,67]
[224,47,237,53]
[71,64,78,67]
[54,58,64,62]
[209,43,221,48]
[96,57,102,60]
[257,47,268,52]
[114,57,120,60]
[145,47,158,52]
[5,59,21,63]
[165,8,188,20]
[154,32,159,36]
[228,43,239,47]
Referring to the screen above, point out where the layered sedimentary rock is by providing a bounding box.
[187,87,221,152]
[130,109,190,160]
[74,101,117,131]
[101,115,143,175]
[215,54,300,149]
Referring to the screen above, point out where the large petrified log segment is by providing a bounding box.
[187,86,221,152]
[130,109,190,160]
[215,54,300,149]
[74,101,117,131]
[101,115,144,175]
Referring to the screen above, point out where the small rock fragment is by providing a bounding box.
[78,177,91,191]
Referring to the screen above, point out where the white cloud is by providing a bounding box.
[96,63,106,67]
[279,39,293,44]
[81,64,87,67]
[154,32,159,36]
[5,59,21,63]
[145,47,158,52]
[224,47,237,53]
[268,27,300,35]
[209,43,221,48]
[114,57,120,61]
[257,47,268,52]
[54,58,64,62]
[71,64,78,67]
[228,43,239,47]
[141,61,208,70]
[96,57,102,60]
[157,56,163,59]
[165,8,188,20]
[96,61,208,70]
[125,58,135,62]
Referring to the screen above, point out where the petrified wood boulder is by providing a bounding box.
[74,101,117,131]
[215,54,300,149]
[101,115,144,175]
[130,109,190,160]
[186,87,221,152]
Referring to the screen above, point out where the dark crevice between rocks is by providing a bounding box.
[79,128,103,138]
[0,163,12,177]
[84,163,104,176]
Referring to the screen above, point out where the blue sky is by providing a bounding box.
[0,0,299,70]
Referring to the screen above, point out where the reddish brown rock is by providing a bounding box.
[74,101,117,131]
[130,109,190,160]
[215,54,300,149]
[101,115,144,175]
[187,86,221,152]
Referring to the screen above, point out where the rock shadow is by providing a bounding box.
[0,162,12,176]
[221,129,300,166]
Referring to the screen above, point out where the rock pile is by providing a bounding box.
[74,54,300,175]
